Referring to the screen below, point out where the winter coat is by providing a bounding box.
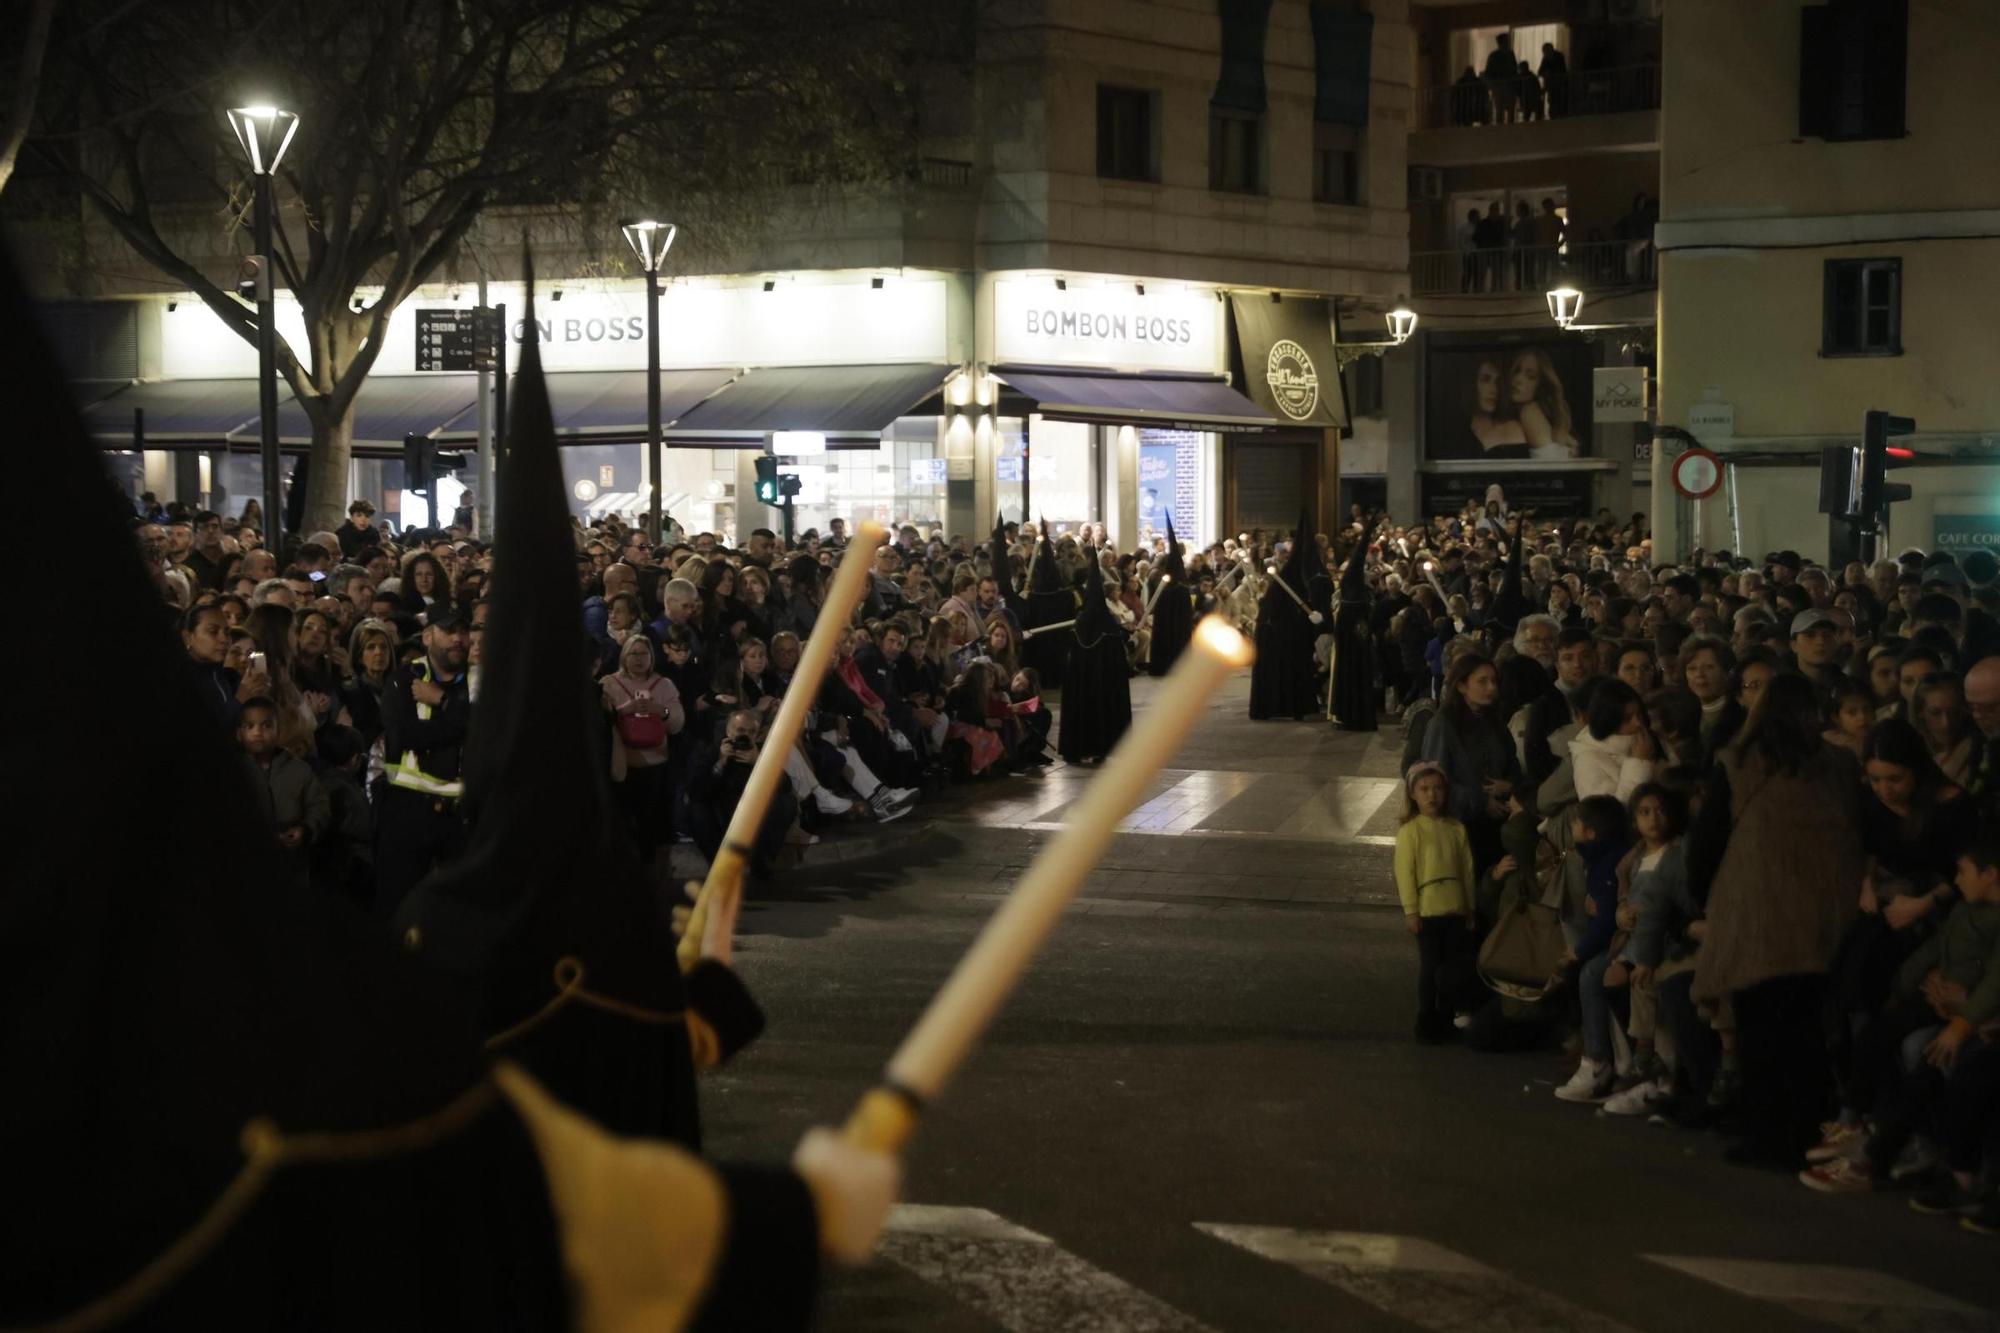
[1568,729,1658,806]
[1896,900,2000,1028]
[1573,835,1632,964]
[1394,815,1476,918]
[1691,743,1864,1002]
[244,750,331,893]
[1418,708,1520,826]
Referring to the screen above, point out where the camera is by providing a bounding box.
[728,735,752,751]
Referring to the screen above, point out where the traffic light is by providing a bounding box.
[754,455,780,505]
[1859,409,1915,524]
[403,435,438,497]
[236,254,271,303]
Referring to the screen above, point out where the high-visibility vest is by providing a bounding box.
[385,663,465,799]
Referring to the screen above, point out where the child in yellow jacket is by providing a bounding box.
[1396,761,1477,1043]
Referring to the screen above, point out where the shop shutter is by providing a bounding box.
[1212,0,1274,113]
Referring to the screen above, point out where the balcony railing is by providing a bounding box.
[1410,239,1654,297]
[1418,63,1660,131]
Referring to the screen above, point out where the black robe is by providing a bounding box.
[1147,579,1195,677]
[1057,576,1131,762]
[1330,538,1377,731]
[1021,532,1074,689]
[1249,586,1320,720]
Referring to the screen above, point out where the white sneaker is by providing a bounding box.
[1451,1013,1472,1030]
[870,790,913,823]
[1554,1060,1614,1103]
[812,787,854,816]
[1599,1077,1671,1117]
[1890,1136,1940,1182]
[884,787,920,807]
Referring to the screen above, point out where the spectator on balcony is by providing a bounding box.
[1450,67,1488,126]
[1474,202,1507,292]
[1483,34,1520,123]
[1539,43,1569,116]
[1517,62,1544,122]
[1535,199,1564,285]
[1510,200,1538,290]
[1458,208,1482,293]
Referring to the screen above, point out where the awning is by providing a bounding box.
[81,379,260,443]
[667,363,955,447]
[251,374,483,446]
[437,368,741,441]
[992,365,1276,433]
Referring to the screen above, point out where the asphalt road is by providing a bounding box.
[694,671,2000,1333]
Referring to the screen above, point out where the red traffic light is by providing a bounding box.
[1885,446,1915,461]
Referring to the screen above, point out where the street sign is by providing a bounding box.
[1688,397,1733,442]
[415,306,501,372]
[1671,447,1724,500]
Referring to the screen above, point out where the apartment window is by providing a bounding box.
[1097,86,1158,182]
[1345,354,1384,417]
[1800,0,1907,141]
[1209,107,1263,193]
[1313,122,1362,205]
[1822,258,1901,356]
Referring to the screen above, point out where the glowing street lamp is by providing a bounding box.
[1546,284,1585,330]
[622,219,679,541]
[228,104,300,543]
[1385,296,1418,345]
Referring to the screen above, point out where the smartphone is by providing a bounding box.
[308,570,327,583]
[248,651,267,675]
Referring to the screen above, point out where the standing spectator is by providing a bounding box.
[1450,66,1487,126]
[602,635,685,867]
[1539,41,1569,116]
[1458,208,1482,293]
[1509,199,1538,290]
[1534,199,1564,276]
[1473,202,1507,292]
[1395,762,1477,1044]
[337,500,377,558]
[1913,672,1978,786]
[1419,653,1521,871]
[374,609,472,914]
[1964,655,2000,808]
[237,696,331,895]
[185,602,266,731]
[1517,61,1544,121]
[1483,33,1520,123]
[1690,674,1863,1169]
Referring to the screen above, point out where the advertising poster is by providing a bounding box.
[1425,341,1595,462]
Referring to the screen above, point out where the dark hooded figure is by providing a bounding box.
[0,250,824,1331]
[1147,511,1196,677]
[395,267,760,1150]
[1249,509,1322,720]
[1330,522,1378,732]
[1021,515,1074,689]
[1057,568,1132,762]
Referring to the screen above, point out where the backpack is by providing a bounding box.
[1399,698,1438,779]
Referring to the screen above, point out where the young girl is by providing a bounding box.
[1598,784,1694,1115]
[1395,761,1477,1044]
[1823,679,1875,756]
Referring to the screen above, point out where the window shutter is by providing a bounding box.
[1310,5,1375,127]
[1212,0,1274,114]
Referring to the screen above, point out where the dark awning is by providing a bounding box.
[252,374,483,446]
[436,368,741,441]
[666,363,954,446]
[81,379,261,443]
[992,365,1276,433]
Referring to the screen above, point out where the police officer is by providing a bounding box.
[374,606,471,913]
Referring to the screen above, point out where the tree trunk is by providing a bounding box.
[305,406,355,537]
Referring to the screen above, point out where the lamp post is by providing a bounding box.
[622,219,678,541]
[227,105,300,548]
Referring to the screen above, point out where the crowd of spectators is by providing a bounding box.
[1372,494,2000,1232]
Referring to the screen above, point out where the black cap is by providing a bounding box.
[425,604,471,631]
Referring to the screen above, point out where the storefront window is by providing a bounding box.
[1136,427,1206,545]
[993,416,1028,523]
[1028,416,1098,531]
[779,415,942,537]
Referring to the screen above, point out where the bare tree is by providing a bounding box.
[35,0,949,533]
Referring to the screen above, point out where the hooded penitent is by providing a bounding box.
[1147,510,1196,677]
[1248,508,1321,720]
[395,263,758,1148]
[1022,514,1073,689]
[1057,568,1132,762]
[1330,521,1378,732]
[989,512,1013,602]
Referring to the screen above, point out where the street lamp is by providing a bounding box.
[228,105,300,547]
[622,218,678,541]
[1546,283,1585,330]
[1385,296,1418,345]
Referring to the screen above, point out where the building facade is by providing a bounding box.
[1653,0,2000,564]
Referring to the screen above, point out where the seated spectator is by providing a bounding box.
[681,709,800,876]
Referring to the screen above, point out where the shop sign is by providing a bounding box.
[1592,366,1648,423]
[1228,294,1344,428]
[991,278,1218,374]
[1934,500,2000,556]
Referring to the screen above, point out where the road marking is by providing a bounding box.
[1197,1224,1640,1333]
[882,1204,1218,1332]
[1644,1255,1989,1332]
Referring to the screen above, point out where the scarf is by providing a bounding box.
[836,656,882,710]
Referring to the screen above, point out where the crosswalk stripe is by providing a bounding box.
[1196,1224,1641,1333]
[882,1204,1218,1332]
[1644,1255,1988,1332]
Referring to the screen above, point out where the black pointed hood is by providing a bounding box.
[1278,508,1315,595]
[396,256,678,1034]
[1339,520,1371,604]
[1074,558,1117,637]
[2,250,486,1312]
[1031,513,1062,594]
[990,511,1012,598]
[1161,511,1186,581]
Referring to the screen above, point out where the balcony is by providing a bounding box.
[1409,239,1654,297]
[1409,64,1660,167]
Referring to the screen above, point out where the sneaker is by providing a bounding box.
[1961,1198,2000,1235]
[1555,1060,1615,1103]
[1452,1013,1472,1030]
[884,786,920,807]
[1805,1121,1867,1164]
[1799,1157,1876,1193]
[812,787,855,816]
[1909,1181,1981,1217]
[1890,1137,1941,1183]
[1600,1077,1672,1118]
[1619,1047,1666,1089]
[869,790,913,823]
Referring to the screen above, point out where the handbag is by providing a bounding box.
[1477,839,1569,1001]
[611,677,668,750]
